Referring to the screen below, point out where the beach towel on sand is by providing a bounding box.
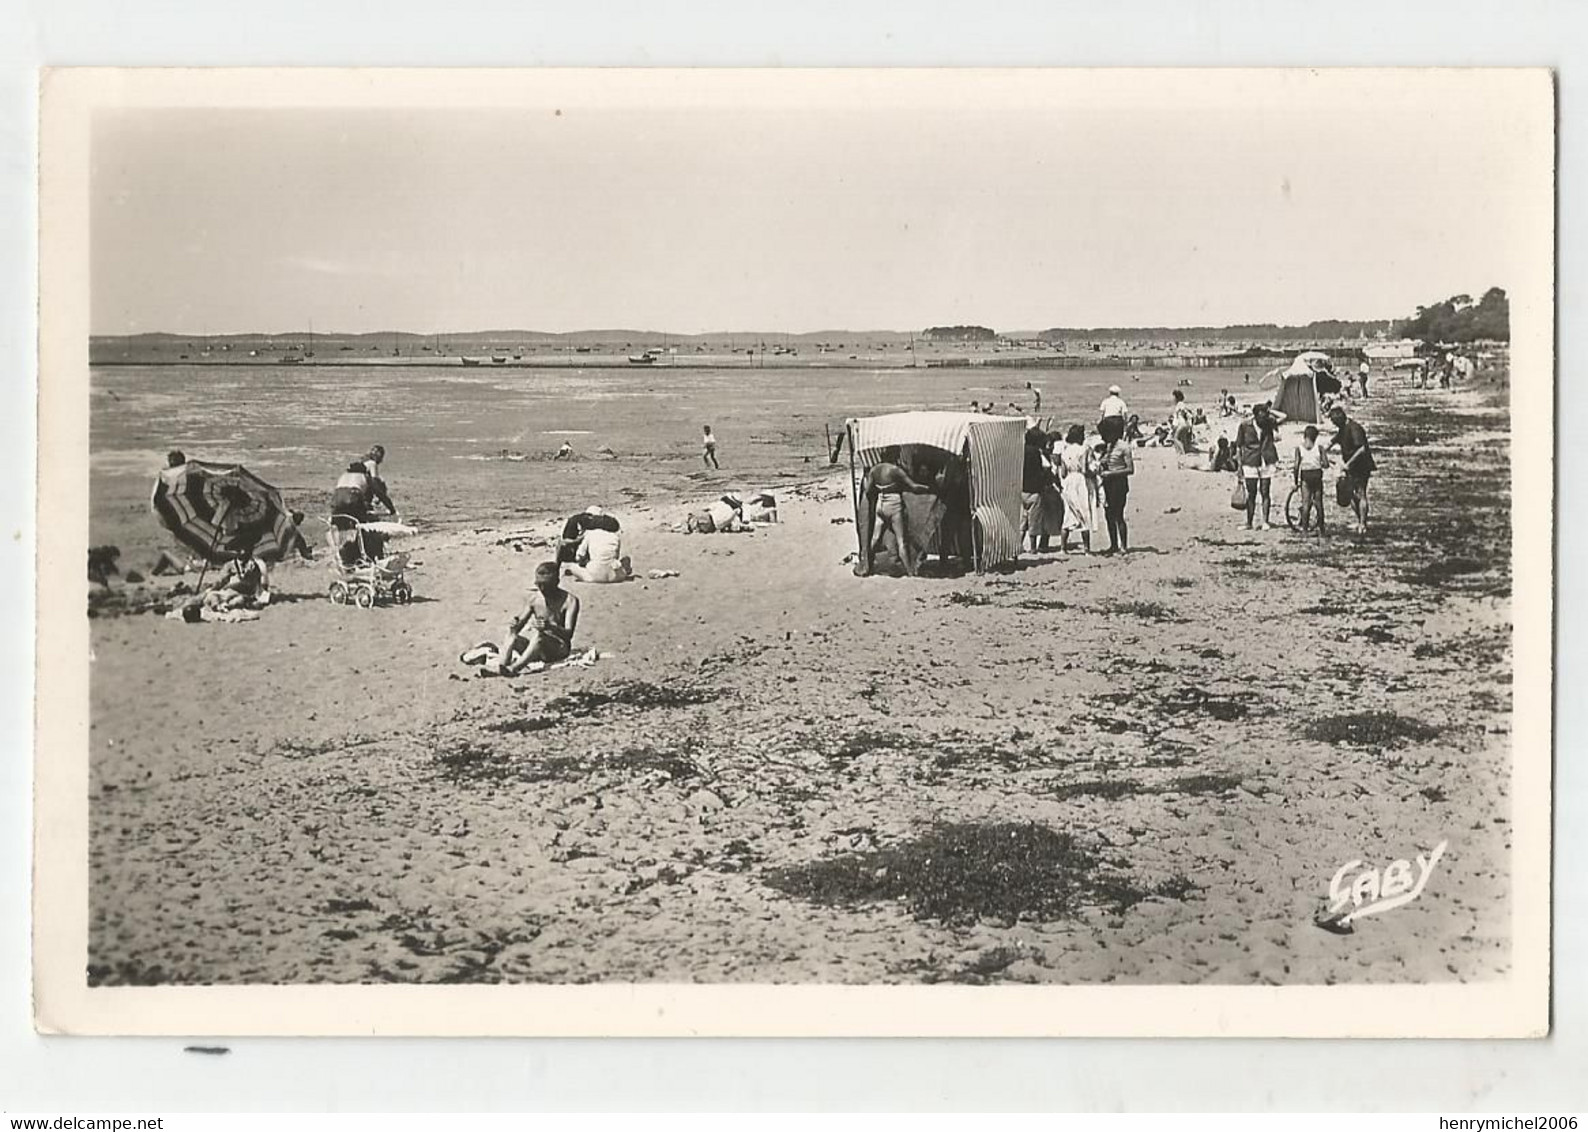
[459,640,600,676]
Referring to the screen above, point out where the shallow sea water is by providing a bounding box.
[90,362,1254,559]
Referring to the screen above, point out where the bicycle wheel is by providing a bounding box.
[1284,485,1302,531]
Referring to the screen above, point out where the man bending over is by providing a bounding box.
[857,454,937,577]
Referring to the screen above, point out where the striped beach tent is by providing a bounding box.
[151,460,301,563]
[848,411,1025,572]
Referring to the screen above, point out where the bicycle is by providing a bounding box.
[1286,476,1364,534]
[1284,483,1304,531]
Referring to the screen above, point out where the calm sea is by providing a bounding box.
[90,363,1249,559]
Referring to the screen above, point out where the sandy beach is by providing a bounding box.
[85,373,1513,987]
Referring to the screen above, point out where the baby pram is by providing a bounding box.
[326,515,415,607]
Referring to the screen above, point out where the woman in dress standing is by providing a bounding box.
[1057,423,1096,555]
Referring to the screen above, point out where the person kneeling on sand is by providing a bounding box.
[485,561,581,675]
[564,518,632,583]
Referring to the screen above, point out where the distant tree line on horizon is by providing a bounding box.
[922,325,998,342]
[1393,288,1508,345]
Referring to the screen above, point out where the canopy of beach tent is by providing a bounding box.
[1285,350,1334,377]
[151,460,301,563]
[848,410,1025,571]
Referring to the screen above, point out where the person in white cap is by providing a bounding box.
[557,504,619,564]
[1099,384,1129,420]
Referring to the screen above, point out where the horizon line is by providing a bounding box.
[91,317,1404,341]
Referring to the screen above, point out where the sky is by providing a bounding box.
[89,73,1543,336]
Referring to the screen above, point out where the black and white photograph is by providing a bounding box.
[34,67,1553,1037]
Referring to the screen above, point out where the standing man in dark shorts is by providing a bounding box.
[1328,405,1376,533]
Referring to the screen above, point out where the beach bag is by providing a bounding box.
[1336,476,1353,506]
[1230,476,1248,511]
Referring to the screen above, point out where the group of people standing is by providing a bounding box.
[1231,402,1376,534]
[1021,385,1137,556]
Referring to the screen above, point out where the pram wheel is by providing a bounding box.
[353,585,376,609]
[329,580,350,605]
[391,581,413,605]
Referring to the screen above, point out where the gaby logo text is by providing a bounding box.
[1328,840,1448,925]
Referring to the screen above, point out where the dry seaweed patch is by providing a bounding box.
[763,822,1197,926]
[1165,773,1244,796]
[814,726,1057,774]
[436,735,701,787]
[823,728,919,767]
[481,680,725,738]
[927,730,1054,773]
[1050,773,1244,800]
[1339,624,1397,645]
[1402,558,1489,587]
[87,958,171,987]
[945,591,993,607]
[364,913,548,984]
[321,897,379,915]
[690,838,762,874]
[1301,711,1443,749]
[1106,600,1182,623]
[540,681,723,718]
[1103,655,1177,676]
[1050,779,1147,800]
[1009,597,1071,611]
[607,745,703,781]
[1157,685,1254,721]
[1414,631,1508,668]
[1300,601,1350,616]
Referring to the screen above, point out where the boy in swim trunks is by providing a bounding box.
[1292,425,1330,534]
[487,561,581,675]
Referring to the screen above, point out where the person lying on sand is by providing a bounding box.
[484,561,581,675]
[857,455,937,577]
[687,495,753,534]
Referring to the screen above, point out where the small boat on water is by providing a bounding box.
[460,356,482,367]
[491,356,508,364]
[279,354,303,364]
[628,349,666,365]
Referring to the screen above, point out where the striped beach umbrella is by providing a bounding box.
[151,460,300,563]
